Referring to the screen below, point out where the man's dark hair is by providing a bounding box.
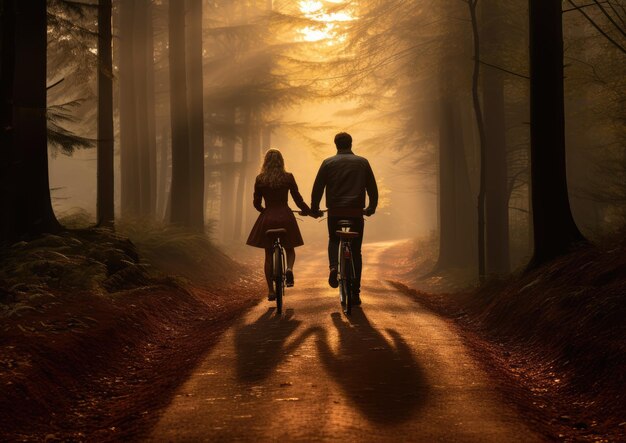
[334,132,352,150]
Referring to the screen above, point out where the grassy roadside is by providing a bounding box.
[392,233,626,441]
[0,216,263,441]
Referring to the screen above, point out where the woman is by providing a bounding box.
[246,149,310,300]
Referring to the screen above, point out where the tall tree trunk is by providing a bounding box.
[434,94,476,271]
[134,0,153,217]
[97,0,115,227]
[119,0,155,219]
[187,0,205,231]
[145,0,157,217]
[0,0,61,242]
[119,0,140,217]
[219,108,236,242]
[528,0,586,268]
[169,0,192,226]
[483,69,510,273]
[0,0,17,241]
[233,109,251,241]
[157,125,169,220]
[481,0,510,275]
[436,96,456,270]
[453,102,477,268]
[468,0,487,282]
[245,114,261,230]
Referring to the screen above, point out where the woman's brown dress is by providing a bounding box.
[246,173,310,249]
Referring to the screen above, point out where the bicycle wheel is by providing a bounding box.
[338,244,345,305]
[273,245,284,314]
[342,252,354,315]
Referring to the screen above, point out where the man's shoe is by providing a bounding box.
[285,269,294,287]
[268,292,276,301]
[328,268,339,288]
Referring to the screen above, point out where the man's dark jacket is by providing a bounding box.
[311,149,378,215]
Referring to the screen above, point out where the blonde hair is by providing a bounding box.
[257,148,289,188]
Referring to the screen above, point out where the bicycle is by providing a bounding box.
[313,209,360,315]
[264,210,305,314]
[336,220,360,315]
[265,228,287,314]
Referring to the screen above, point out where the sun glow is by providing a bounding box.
[299,0,354,44]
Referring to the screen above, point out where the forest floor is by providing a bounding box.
[143,241,544,442]
[392,234,626,442]
[0,218,264,441]
[1,222,624,442]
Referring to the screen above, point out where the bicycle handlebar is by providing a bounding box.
[291,209,328,213]
[292,208,371,218]
[315,209,370,215]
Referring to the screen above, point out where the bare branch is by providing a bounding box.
[563,55,608,84]
[46,78,65,90]
[478,59,530,80]
[593,0,626,37]
[607,1,626,24]
[563,1,609,12]
[567,0,626,55]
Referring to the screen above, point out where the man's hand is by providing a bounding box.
[310,209,324,219]
[364,207,375,217]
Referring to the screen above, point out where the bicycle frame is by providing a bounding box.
[264,227,289,314]
[337,224,357,315]
[271,236,286,313]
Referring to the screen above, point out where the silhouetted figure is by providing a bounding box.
[310,133,378,302]
[247,149,310,299]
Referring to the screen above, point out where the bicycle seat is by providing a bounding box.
[337,220,353,228]
[336,230,360,238]
[265,228,287,238]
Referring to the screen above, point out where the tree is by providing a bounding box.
[480,0,511,275]
[46,1,98,157]
[187,0,206,230]
[527,0,586,268]
[134,0,156,218]
[434,89,476,271]
[119,0,140,217]
[218,109,237,241]
[566,0,626,55]
[467,0,488,281]
[97,0,115,226]
[233,108,251,241]
[202,0,290,241]
[119,0,156,219]
[562,1,626,236]
[169,0,192,226]
[0,0,61,242]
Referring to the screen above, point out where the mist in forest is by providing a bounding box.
[2,1,626,439]
[37,0,626,274]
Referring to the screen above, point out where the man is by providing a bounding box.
[310,132,378,304]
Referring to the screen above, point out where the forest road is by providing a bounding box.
[146,241,544,442]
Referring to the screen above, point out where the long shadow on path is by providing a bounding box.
[234,308,316,383]
[316,309,429,425]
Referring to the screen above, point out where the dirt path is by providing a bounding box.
[147,241,544,442]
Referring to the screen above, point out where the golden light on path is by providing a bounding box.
[299,0,354,44]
